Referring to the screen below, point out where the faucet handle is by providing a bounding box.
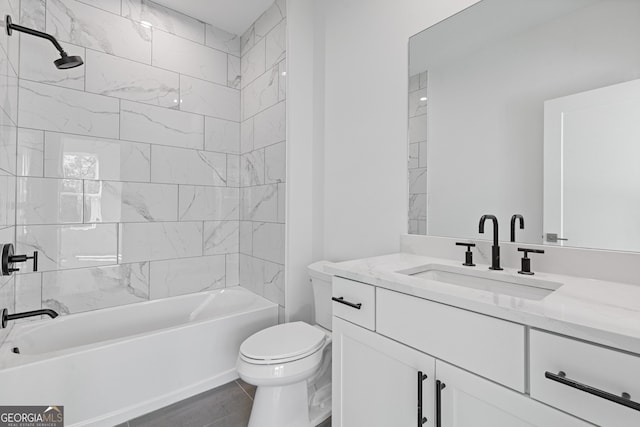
[455,242,476,267]
[2,243,38,275]
[517,248,545,255]
[517,248,545,275]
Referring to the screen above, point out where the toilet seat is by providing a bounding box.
[240,322,326,365]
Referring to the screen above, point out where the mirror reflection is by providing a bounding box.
[408,0,640,252]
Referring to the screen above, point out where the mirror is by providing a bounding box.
[408,0,640,252]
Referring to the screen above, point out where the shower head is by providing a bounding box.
[54,54,84,69]
[5,14,84,70]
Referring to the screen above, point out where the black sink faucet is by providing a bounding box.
[479,214,503,271]
[1,308,58,328]
[510,214,525,242]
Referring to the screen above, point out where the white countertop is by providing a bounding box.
[326,252,640,355]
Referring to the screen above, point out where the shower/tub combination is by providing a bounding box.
[0,3,285,425]
[0,287,277,426]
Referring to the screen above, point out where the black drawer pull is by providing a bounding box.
[435,380,446,427]
[331,296,362,309]
[545,371,640,412]
[417,371,428,426]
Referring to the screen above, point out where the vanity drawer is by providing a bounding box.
[530,330,640,427]
[376,288,526,391]
[332,277,375,330]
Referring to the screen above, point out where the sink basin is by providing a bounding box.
[399,264,562,300]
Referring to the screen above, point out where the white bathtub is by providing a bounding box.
[0,286,278,426]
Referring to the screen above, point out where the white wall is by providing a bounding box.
[321,0,479,261]
[286,0,640,319]
[285,0,479,321]
[286,0,326,322]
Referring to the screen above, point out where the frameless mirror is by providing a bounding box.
[408,0,640,252]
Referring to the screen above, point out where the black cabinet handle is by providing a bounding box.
[545,371,640,412]
[417,371,428,426]
[331,296,362,310]
[436,380,446,427]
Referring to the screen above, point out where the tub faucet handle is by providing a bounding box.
[1,243,38,275]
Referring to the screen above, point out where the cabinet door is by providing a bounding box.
[333,317,435,427]
[436,362,590,427]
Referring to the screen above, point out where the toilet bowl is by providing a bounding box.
[237,322,331,427]
[236,261,334,427]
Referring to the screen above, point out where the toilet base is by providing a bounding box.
[248,381,312,427]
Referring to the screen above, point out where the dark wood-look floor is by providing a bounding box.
[116,379,331,427]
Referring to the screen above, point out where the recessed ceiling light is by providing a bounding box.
[281,71,287,76]
[420,97,427,101]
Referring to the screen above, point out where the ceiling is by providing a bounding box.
[152,0,274,35]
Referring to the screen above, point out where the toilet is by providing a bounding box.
[237,261,334,427]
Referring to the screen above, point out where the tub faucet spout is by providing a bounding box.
[1,308,58,328]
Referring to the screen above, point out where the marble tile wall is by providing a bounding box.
[1,0,270,325]
[239,0,286,319]
[408,71,427,235]
[0,0,19,346]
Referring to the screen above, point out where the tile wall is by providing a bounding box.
[0,0,19,345]
[408,71,427,235]
[238,0,287,321]
[0,0,287,341]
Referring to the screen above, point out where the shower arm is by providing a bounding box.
[5,15,68,56]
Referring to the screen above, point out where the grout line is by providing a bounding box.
[203,20,207,46]
[15,219,235,228]
[118,98,121,139]
[14,173,243,189]
[19,55,238,103]
[38,272,43,309]
[235,380,254,401]
[176,184,180,221]
[18,62,282,134]
[20,252,231,277]
[223,253,227,287]
[70,0,232,55]
[148,138,153,182]
[115,212,120,265]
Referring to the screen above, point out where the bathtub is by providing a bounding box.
[0,286,278,426]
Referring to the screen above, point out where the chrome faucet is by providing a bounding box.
[479,214,503,270]
[1,308,58,328]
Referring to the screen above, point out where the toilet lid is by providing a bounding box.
[240,322,326,363]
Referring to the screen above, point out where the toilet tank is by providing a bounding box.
[308,261,335,331]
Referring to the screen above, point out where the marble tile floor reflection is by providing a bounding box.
[117,379,331,427]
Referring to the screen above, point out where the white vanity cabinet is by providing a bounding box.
[376,287,526,392]
[529,330,640,427]
[436,361,589,427]
[332,276,601,427]
[333,317,436,427]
